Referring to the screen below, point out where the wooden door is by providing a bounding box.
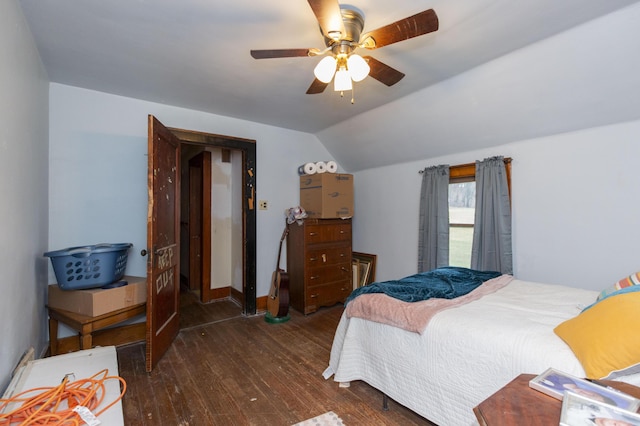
[189,151,212,303]
[146,115,181,372]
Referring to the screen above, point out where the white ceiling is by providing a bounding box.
[19,0,640,170]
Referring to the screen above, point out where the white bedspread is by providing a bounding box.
[324,279,599,426]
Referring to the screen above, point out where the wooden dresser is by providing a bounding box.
[287,218,352,314]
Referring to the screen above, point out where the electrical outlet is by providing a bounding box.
[259,200,268,210]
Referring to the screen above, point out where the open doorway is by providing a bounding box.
[180,145,243,304]
[170,127,257,315]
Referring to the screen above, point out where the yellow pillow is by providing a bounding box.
[554,291,640,379]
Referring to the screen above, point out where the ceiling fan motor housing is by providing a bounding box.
[322,7,364,49]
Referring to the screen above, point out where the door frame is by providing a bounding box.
[169,127,257,315]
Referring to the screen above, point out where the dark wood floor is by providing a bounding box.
[178,289,244,330]
[117,293,433,425]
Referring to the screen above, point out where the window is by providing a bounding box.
[449,180,475,267]
[447,160,511,267]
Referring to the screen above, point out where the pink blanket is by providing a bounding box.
[345,274,514,334]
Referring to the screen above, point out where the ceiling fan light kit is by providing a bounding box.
[314,56,338,83]
[346,54,369,82]
[333,67,352,92]
[314,53,369,90]
[250,0,439,98]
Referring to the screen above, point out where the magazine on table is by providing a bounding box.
[529,368,640,411]
[560,390,640,426]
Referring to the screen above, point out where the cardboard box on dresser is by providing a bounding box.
[300,173,353,219]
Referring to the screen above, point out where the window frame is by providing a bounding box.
[449,158,512,200]
[448,158,512,265]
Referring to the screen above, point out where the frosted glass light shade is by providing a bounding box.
[333,68,352,91]
[313,56,337,83]
[347,54,370,82]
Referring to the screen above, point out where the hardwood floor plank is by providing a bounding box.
[116,344,144,425]
[167,335,220,420]
[156,343,201,424]
[117,298,433,425]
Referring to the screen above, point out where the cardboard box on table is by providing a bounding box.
[48,275,146,317]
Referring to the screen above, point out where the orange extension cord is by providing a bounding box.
[0,369,126,425]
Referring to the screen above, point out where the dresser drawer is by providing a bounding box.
[305,280,352,314]
[307,262,351,284]
[306,245,351,267]
[305,222,351,244]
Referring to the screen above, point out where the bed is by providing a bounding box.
[323,268,640,426]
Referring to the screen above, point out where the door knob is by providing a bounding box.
[140,249,148,256]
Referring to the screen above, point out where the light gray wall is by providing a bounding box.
[0,0,49,392]
[48,83,336,299]
[319,2,640,172]
[352,120,640,291]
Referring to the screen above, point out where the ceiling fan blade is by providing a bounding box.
[363,56,405,86]
[306,78,329,94]
[361,9,439,49]
[250,49,314,59]
[307,0,346,40]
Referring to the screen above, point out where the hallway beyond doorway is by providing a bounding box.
[179,288,243,330]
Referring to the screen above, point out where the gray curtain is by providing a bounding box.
[471,156,513,274]
[418,165,450,272]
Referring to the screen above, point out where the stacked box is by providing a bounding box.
[300,174,353,218]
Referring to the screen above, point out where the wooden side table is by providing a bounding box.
[473,374,640,426]
[47,302,146,355]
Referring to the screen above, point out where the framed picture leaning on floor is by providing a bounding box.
[352,252,377,287]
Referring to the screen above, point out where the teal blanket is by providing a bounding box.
[346,266,501,304]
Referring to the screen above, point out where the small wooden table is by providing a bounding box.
[473,374,640,425]
[47,303,146,355]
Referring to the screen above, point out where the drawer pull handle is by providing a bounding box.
[341,267,349,272]
[309,257,318,261]
[322,254,327,262]
[310,276,319,280]
[339,230,345,234]
[341,287,348,291]
[309,232,317,236]
[339,253,345,257]
[310,294,318,298]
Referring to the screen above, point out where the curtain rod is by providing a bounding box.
[418,157,512,174]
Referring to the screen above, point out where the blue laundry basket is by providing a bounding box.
[44,243,132,290]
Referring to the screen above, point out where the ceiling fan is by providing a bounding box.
[250,0,439,96]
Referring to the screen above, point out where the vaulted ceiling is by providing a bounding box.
[19,0,640,171]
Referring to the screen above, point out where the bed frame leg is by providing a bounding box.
[382,394,389,411]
